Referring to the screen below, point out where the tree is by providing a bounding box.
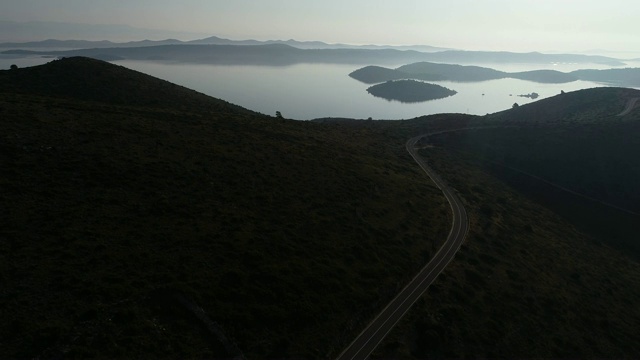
[512,102,519,109]
[10,64,18,70]
[275,111,283,119]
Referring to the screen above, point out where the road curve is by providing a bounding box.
[617,97,639,116]
[336,135,469,360]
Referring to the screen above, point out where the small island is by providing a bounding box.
[366,80,457,103]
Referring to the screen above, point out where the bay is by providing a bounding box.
[113,60,634,120]
[3,54,639,120]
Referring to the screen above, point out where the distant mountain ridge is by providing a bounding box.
[0,35,449,52]
[422,50,624,66]
[2,43,627,67]
[2,44,446,66]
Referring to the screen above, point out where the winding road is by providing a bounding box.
[338,96,638,359]
[336,135,469,360]
[617,97,639,116]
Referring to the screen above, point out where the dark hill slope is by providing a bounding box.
[3,58,640,359]
[495,86,636,122]
[0,58,451,358]
[0,57,251,114]
[424,87,640,256]
[369,87,640,358]
[380,138,640,358]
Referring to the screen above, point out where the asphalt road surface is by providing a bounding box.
[336,135,469,360]
[617,97,639,116]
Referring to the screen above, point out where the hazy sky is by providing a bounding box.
[2,0,639,53]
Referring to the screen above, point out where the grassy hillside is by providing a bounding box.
[369,88,640,358]
[428,88,640,258]
[0,57,251,114]
[0,58,451,358]
[2,57,639,359]
[376,143,640,358]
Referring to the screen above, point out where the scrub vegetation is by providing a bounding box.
[371,87,640,358]
[1,57,639,359]
[0,57,450,358]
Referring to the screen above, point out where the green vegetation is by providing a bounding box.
[366,80,457,103]
[1,57,639,359]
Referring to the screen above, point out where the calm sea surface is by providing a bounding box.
[3,54,639,120]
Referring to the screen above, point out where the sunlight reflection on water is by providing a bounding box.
[3,54,638,120]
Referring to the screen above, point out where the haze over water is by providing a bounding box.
[3,54,639,120]
[114,61,612,120]
[2,0,639,120]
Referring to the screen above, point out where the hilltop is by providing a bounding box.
[0,57,250,113]
[1,57,639,359]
